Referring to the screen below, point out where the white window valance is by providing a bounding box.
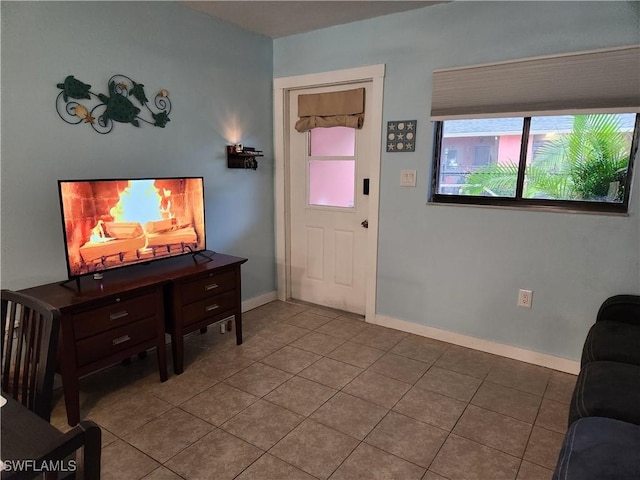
[431,45,640,120]
[296,88,365,132]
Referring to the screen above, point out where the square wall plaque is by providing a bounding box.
[386,120,417,152]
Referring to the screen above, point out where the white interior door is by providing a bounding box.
[288,82,372,315]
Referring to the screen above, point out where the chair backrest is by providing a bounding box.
[1,289,61,421]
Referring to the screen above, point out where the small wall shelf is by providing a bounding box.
[227,145,264,170]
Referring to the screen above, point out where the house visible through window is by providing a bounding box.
[432,113,638,211]
[429,45,640,213]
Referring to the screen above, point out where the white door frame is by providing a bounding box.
[273,64,385,322]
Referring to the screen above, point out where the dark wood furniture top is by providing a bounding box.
[1,395,101,480]
[1,290,61,422]
[19,252,244,308]
[18,251,247,426]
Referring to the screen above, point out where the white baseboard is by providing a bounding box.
[242,291,278,312]
[373,314,580,375]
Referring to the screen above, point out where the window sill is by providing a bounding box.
[426,198,630,217]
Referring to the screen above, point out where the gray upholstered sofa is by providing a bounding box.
[553,295,640,480]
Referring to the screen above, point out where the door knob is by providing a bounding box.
[361,219,369,228]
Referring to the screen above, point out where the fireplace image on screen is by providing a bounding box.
[59,177,206,277]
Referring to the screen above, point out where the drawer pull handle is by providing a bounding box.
[109,311,129,321]
[112,335,131,346]
[206,304,220,312]
[205,283,219,291]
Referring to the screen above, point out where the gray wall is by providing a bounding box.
[274,1,640,361]
[1,2,276,300]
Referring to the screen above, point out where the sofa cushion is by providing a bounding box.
[553,417,640,480]
[581,321,640,366]
[596,295,640,325]
[569,361,640,427]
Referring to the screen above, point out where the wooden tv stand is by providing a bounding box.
[19,251,247,426]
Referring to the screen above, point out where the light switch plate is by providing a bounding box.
[400,170,417,187]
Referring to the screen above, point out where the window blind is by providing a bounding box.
[431,45,640,120]
[296,88,365,132]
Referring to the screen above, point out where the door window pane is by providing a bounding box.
[524,114,635,202]
[308,160,355,207]
[310,127,356,157]
[439,118,523,197]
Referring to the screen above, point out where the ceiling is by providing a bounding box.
[182,1,443,38]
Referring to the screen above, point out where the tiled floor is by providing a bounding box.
[50,300,577,480]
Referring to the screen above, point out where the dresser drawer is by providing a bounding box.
[182,290,236,326]
[76,316,157,367]
[180,270,235,305]
[72,292,157,340]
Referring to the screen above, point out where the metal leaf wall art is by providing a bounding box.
[56,74,171,134]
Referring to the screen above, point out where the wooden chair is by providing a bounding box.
[2,289,61,421]
[41,420,102,480]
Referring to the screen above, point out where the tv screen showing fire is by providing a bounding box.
[58,177,206,278]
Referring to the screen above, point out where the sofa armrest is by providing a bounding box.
[596,295,640,325]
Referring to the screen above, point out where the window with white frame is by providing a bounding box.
[430,45,640,213]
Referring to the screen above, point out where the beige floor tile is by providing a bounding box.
[365,411,447,468]
[330,443,426,480]
[88,393,172,438]
[141,369,218,406]
[422,471,449,480]
[235,454,317,480]
[180,383,258,426]
[269,419,358,480]
[141,466,184,480]
[99,427,118,447]
[101,440,159,480]
[304,305,343,319]
[350,325,407,351]
[191,348,255,381]
[517,460,554,480]
[435,346,496,379]
[165,429,263,480]
[535,398,569,433]
[235,335,286,361]
[221,399,304,450]
[264,376,337,416]
[257,323,310,344]
[369,352,431,384]
[225,362,292,397]
[471,381,542,423]
[327,341,386,368]
[452,405,532,457]
[390,335,449,364]
[523,426,565,470]
[291,331,347,355]
[416,366,482,402]
[123,408,213,463]
[258,301,307,319]
[46,300,580,480]
[281,311,334,330]
[314,317,368,340]
[543,371,577,404]
[310,392,388,440]
[486,358,551,396]
[343,370,411,409]
[393,386,466,431]
[299,357,363,389]
[261,345,322,374]
[430,434,520,480]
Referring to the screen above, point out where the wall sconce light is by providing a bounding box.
[227,144,264,170]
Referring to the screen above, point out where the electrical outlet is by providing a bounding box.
[518,289,533,308]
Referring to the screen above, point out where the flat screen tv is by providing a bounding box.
[58,177,206,279]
